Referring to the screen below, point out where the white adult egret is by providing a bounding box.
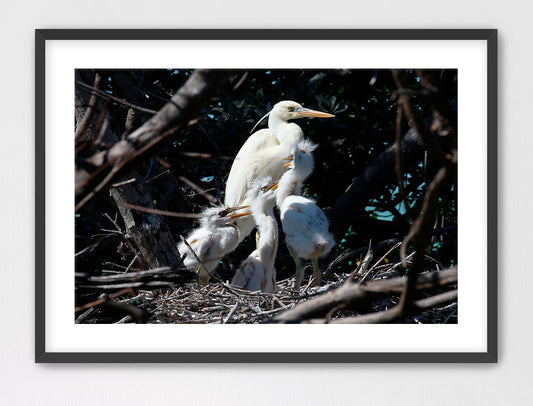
[224,101,334,242]
[274,139,335,290]
[178,205,251,283]
[231,179,278,293]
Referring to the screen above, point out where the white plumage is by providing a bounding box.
[224,101,334,242]
[178,205,251,283]
[275,140,335,289]
[232,179,278,293]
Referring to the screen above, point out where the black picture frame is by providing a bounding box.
[36,29,497,363]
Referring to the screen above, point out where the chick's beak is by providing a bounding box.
[219,205,250,217]
[229,212,252,219]
[296,107,335,119]
[282,155,293,167]
[264,181,279,192]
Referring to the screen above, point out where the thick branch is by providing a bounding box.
[75,266,195,292]
[329,127,426,241]
[304,289,458,324]
[269,266,457,323]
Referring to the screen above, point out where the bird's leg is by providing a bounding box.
[288,245,304,290]
[311,257,322,286]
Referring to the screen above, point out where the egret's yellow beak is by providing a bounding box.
[296,107,335,119]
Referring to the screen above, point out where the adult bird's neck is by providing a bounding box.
[269,117,304,146]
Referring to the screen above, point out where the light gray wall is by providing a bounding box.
[2,1,530,404]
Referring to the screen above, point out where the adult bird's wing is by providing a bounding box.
[224,129,286,207]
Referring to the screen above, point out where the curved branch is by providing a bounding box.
[329,127,426,241]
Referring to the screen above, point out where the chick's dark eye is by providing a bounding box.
[287,107,295,112]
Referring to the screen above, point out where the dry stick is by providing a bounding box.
[114,316,133,324]
[117,201,202,219]
[223,302,241,324]
[75,306,98,324]
[145,169,170,184]
[110,178,137,188]
[124,254,140,274]
[272,295,289,310]
[178,151,234,161]
[348,244,373,281]
[367,242,402,273]
[358,243,403,283]
[75,73,102,142]
[75,288,135,313]
[178,175,219,204]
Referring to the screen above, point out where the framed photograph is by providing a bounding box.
[36,29,497,362]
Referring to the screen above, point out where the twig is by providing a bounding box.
[442,307,458,324]
[178,175,219,204]
[76,80,158,115]
[223,302,241,324]
[75,288,134,312]
[75,73,102,142]
[178,151,233,161]
[117,201,202,219]
[110,178,137,188]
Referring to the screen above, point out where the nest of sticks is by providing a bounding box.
[78,248,457,324]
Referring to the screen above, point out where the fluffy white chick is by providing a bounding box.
[275,139,335,289]
[232,178,278,293]
[178,205,251,283]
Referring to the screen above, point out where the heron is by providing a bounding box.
[272,139,335,290]
[178,205,251,283]
[224,100,334,242]
[231,178,278,293]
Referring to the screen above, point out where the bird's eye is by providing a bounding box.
[287,107,295,112]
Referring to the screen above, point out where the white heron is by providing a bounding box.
[224,101,334,242]
[231,179,278,293]
[273,139,335,290]
[178,205,251,283]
